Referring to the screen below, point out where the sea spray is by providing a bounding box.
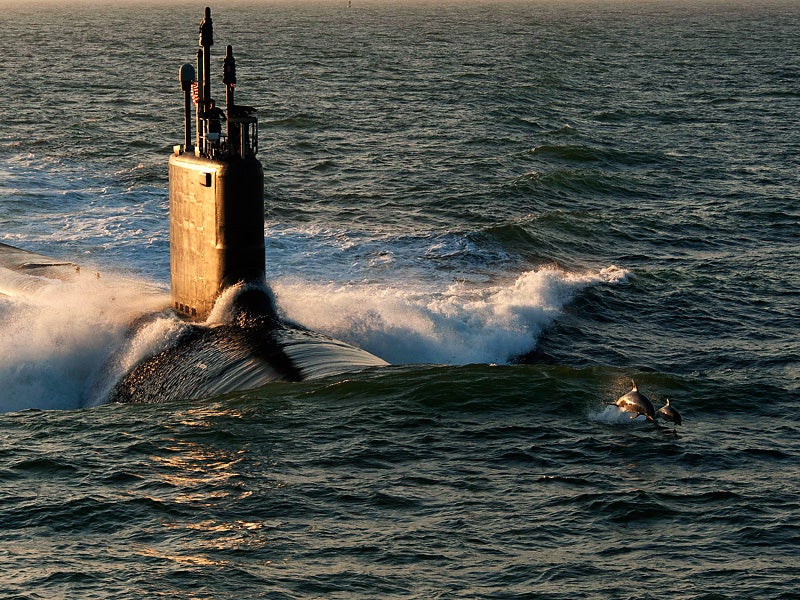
[0,270,168,412]
[271,265,628,365]
[84,311,188,408]
[0,260,627,412]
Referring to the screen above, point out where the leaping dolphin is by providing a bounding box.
[657,398,682,426]
[613,380,657,422]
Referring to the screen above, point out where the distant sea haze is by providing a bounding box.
[0,1,798,598]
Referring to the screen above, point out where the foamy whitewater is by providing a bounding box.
[271,265,628,365]
[0,270,168,412]
[0,261,626,411]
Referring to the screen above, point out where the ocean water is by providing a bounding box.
[1,0,798,597]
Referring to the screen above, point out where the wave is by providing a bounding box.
[0,261,627,413]
[271,264,628,366]
[529,144,658,167]
[0,268,168,413]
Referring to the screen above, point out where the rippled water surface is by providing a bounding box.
[0,1,798,597]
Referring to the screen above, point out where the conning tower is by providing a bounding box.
[170,7,263,321]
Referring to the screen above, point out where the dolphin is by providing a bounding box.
[613,380,657,422]
[657,398,682,426]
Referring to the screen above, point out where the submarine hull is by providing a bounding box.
[107,316,388,404]
[103,284,387,404]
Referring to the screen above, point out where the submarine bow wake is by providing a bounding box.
[105,284,387,404]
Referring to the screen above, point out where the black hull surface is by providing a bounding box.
[107,290,388,404]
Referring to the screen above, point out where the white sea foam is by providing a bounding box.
[0,270,169,413]
[205,281,278,326]
[589,404,649,425]
[0,258,627,412]
[83,311,188,409]
[272,264,628,365]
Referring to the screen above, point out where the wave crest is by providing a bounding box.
[272,265,628,365]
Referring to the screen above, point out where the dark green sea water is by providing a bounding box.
[0,0,798,597]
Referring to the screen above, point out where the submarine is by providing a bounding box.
[0,7,388,404]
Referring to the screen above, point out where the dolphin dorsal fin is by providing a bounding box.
[631,380,638,391]
[665,398,671,406]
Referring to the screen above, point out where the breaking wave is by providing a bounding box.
[0,262,627,413]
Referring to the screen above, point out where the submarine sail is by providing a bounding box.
[170,6,265,321]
